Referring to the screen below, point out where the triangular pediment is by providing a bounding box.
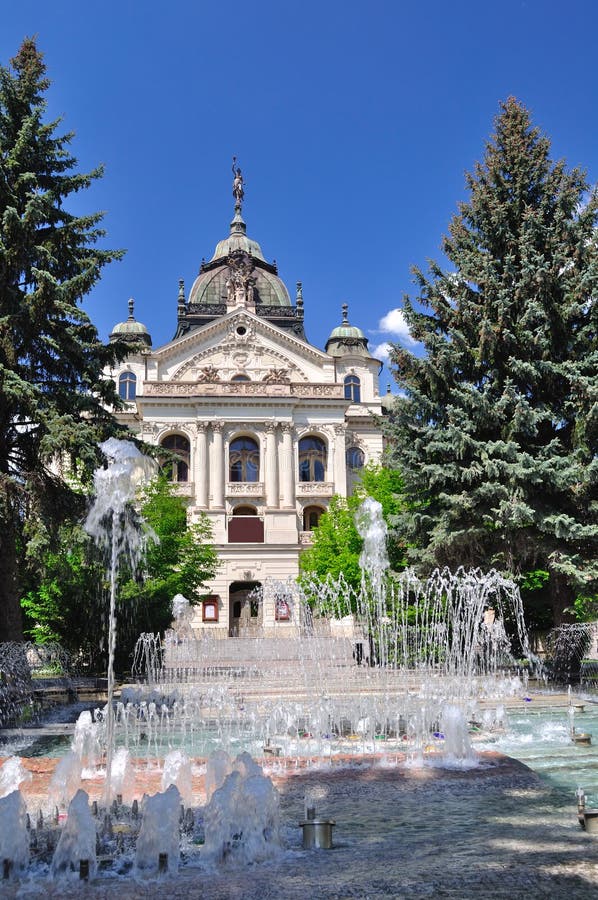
[151,309,334,384]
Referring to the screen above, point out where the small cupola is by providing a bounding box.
[325,303,370,357]
[109,298,152,348]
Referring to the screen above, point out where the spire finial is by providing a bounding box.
[128,297,135,320]
[341,303,349,324]
[232,156,244,213]
[177,278,186,315]
[296,282,304,319]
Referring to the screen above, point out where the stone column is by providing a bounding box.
[210,421,225,508]
[195,422,208,507]
[280,422,295,508]
[334,423,347,497]
[265,422,279,509]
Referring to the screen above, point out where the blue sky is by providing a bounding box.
[3,1,598,389]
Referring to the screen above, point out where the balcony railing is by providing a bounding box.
[296,482,334,498]
[226,482,265,497]
[170,482,194,496]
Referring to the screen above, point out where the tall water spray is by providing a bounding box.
[355,498,390,666]
[85,438,156,795]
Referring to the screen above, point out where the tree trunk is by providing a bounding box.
[0,518,24,641]
[548,568,576,625]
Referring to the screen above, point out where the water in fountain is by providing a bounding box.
[203,752,281,865]
[51,789,97,879]
[0,790,29,877]
[49,750,83,809]
[84,437,156,797]
[0,642,33,728]
[162,749,193,807]
[206,749,233,802]
[0,756,31,797]
[135,783,181,876]
[110,747,135,800]
[544,622,593,684]
[125,493,533,762]
[73,709,102,772]
[441,705,476,767]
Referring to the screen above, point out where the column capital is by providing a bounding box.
[212,420,225,434]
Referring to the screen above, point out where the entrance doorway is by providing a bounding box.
[229,581,262,636]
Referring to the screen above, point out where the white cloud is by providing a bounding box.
[377,308,417,345]
[371,341,392,362]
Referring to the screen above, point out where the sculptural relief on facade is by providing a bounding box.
[225,250,256,308]
[262,367,291,383]
[197,365,221,382]
[144,381,345,399]
[225,316,255,343]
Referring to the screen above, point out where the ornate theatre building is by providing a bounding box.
[107,167,384,636]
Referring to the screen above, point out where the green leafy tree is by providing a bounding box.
[21,477,218,672]
[119,476,218,643]
[20,524,106,667]
[300,495,364,589]
[0,39,129,640]
[299,465,407,591]
[385,98,598,622]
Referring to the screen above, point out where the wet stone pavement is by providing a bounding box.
[5,753,598,899]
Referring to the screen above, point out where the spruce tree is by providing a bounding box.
[0,39,127,640]
[385,98,598,622]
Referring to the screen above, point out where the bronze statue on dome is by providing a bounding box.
[232,157,244,205]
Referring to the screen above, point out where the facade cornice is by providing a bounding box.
[142,381,346,400]
[150,308,331,365]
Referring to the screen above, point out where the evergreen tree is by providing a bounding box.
[0,39,127,640]
[385,98,598,622]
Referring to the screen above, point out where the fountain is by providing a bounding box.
[123,554,533,763]
[4,488,594,891]
[84,437,157,799]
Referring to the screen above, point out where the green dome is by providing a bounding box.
[325,304,370,357]
[328,322,366,341]
[209,211,266,262]
[109,298,152,347]
[188,208,292,309]
[189,261,291,308]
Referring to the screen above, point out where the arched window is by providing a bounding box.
[303,505,325,531]
[232,505,258,516]
[344,374,361,403]
[298,436,327,482]
[160,434,190,482]
[118,371,137,401]
[346,446,365,470]
[229,436,259,482]
[231,374,250,382]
